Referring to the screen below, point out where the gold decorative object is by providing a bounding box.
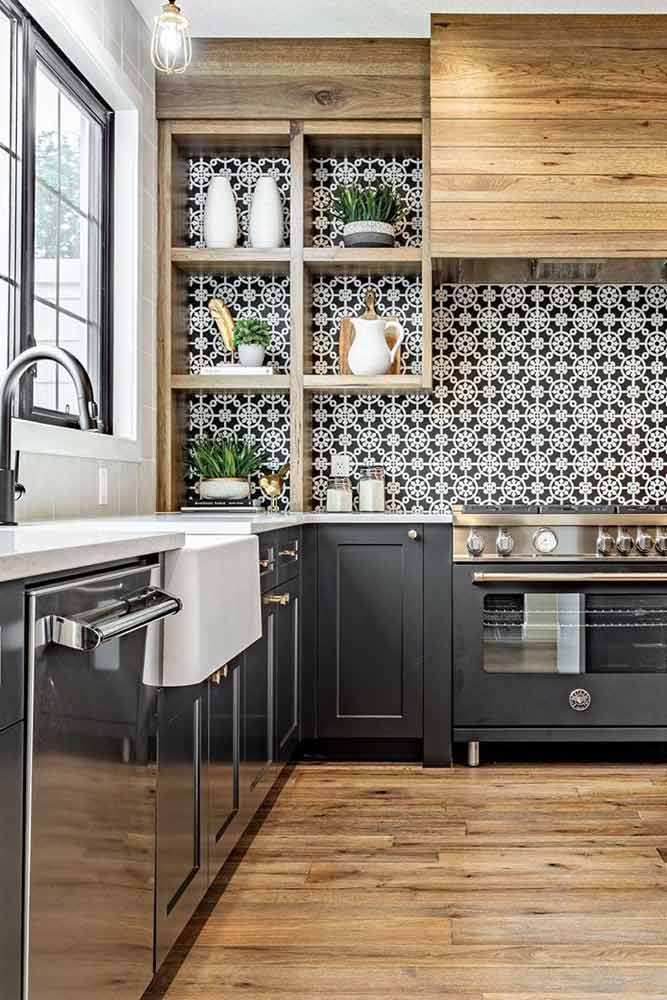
[259,462,289,513]
[208,299,235,351]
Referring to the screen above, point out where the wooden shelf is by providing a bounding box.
[304,246,422,274]
[171,247,291,274]
[304,374,427,394]
[172,374,290,392]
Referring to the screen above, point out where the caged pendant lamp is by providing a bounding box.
[151,2,192,74]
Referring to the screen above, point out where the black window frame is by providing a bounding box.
[1,0,114,433]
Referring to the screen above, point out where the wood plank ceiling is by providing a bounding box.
[430,15,667,258]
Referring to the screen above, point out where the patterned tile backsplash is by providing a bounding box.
[188,155,291,247]
[311,155,422,248]
[312,284,667,512]
[187,393,291,510]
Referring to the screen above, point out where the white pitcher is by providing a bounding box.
[348,316,405,376]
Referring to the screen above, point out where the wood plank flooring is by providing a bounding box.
[144,762,667,999]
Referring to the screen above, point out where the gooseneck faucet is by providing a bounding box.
[0,345,99,525]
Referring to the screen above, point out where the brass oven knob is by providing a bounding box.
[635,529,654,555]
[596,528,615,557]
[616,529,634,556]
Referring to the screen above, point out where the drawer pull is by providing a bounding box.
[259,559,273,570]
[263,592,290,607]
[279,548,298,558]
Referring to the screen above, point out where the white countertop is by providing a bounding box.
[0,512,451,582]
[0,522,185,582]
[80,511,454,535]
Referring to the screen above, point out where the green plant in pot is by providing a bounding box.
[191,436,266,502]
[331,183,405,248]
[233,317,272,367]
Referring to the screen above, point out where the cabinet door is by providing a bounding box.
[274,577,299,761]
[318,525,423,739]
[0,583,24,731]
[155,683,207,969]
[239,603,274,822]
[207,661,239,881]
[0,722,22,1000]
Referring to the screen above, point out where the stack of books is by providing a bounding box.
[204,364,274,376]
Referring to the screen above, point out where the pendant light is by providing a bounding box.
[151,2,192,74]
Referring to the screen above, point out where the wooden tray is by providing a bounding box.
[339,317,401,376]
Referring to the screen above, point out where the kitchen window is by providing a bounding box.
[0,0,114,433]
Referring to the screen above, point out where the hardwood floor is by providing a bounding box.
[145,761,667,999]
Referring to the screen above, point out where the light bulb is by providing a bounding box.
[151,2,192,75]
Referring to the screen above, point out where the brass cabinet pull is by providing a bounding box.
[211,664,229,685]
[263,592,290,607]
[259,558,273,570]
[408,529,418,541]
[279,548,298,558]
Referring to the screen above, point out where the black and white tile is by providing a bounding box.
[311,273,422,376]
[312,284,667,512]
[186,393,291,510]
[188,156,291,247]
[311,155,422,248]
[187,273,291,374]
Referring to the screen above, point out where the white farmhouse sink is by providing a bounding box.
[161,534,261,686]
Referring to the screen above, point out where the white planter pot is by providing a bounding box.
[203,176,238,249]
[199,477,250,501]
[238,344,266,367]
[342,220,395,248]
[249,175,283,249]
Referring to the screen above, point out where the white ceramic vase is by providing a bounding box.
[238,344,266,367]
[248,175,283,249]
[203,176,238,249]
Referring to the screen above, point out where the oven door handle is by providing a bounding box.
[473,572,667,584]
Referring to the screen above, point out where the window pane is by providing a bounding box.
[0,11,12,150]
[59,204,86,318]
[58,312,88,416]
[0,277,9,372]
[32,300,57,411]
[0,148,9,277]
[60,91,84,209]
[34,182,58,304]
[35,67,59,190]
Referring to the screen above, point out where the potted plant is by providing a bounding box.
[233,317,272,367]
[191,436,265,502]
[331,183,405,248]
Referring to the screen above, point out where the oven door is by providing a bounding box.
[454,562,667,728]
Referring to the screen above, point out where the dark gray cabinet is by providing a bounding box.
[240,599,276,822]
[207,660,240,879]
[0,721,22,1000]
[155,682,208,968]
[274,575,299,760]
[318,525,424,739]
[0,583,24,732]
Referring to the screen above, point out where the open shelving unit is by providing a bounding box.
[158,118,431,511]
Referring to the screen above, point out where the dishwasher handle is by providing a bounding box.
[41,586,182,651]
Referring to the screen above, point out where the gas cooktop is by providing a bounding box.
[452,505,667,561]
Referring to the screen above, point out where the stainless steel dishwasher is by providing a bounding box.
[24,559,181,1000]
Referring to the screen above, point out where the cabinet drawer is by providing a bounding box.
[258,535,277,593]
[276,529,300,585]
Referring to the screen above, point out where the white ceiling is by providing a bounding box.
[133,0,667,38]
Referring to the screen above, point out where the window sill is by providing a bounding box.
[13,418,142,463]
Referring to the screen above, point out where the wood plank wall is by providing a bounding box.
[156,39,429,120]
[431,15,667,258]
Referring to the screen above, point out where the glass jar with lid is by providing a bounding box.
[358,465,385,512]
[326,475,353,513]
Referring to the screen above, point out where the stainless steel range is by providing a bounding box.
[452,505,667,765]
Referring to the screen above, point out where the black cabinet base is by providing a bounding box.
[299,738,423,762]
[455,727,667,743]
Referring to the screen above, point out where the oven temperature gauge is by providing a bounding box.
[532,527,558,555]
